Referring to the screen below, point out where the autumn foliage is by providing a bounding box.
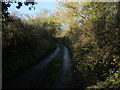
[2,1,120,89]
[55,2,120,89]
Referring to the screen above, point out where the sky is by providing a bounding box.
[8,1,58,19]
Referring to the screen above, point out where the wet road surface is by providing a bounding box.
[53,45,74,88]
[5,45,60,88]
[4,44,74,88]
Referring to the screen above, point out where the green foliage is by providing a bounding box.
[2,14,56,85]
[2,1,120,89]
[26,11,61,36]
[2,4,62,86]
[56,2,120,89]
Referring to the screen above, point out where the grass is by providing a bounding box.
[29,45,64,88]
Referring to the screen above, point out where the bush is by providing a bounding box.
[2,15,56,85]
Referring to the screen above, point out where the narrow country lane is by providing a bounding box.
[5,45,60,88]
[53,45,74,88]
[5,44,74,88]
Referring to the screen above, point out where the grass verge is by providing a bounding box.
[29,45,64,88]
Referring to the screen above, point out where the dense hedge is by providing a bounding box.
[2,16,56,85]
[56,2,120,89]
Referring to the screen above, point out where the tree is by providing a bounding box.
[2,0,37,18]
